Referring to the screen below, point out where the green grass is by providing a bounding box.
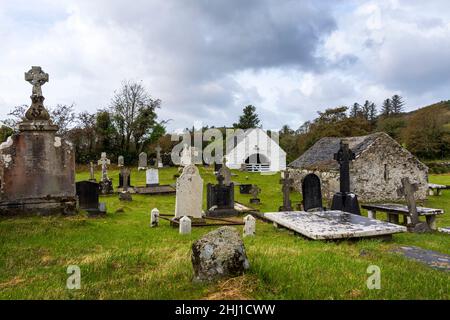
[0,167,449,300]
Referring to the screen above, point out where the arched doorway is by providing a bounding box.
[244,153,270,172]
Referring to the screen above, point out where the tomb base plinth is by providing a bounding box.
[0,196,77,216]
[206,208,239,218]
[331,192,361,215]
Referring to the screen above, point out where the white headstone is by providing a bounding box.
[151,208,159,227]
[118,155,124,167]
[175,165,203,219]
[180,145,193,167]
[146,168,159,186]
[243,215,256,237]
[179,216,192,234]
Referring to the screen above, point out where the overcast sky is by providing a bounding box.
[1,0,450,132]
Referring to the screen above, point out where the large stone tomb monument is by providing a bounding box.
[330,141,361,215]
[0,66,76,215]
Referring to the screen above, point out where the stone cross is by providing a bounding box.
[150,208,159,227]
[24,66,50,121]
[155,145,162,167]
[97,152,111,181]
[397,177,419,225]
[89,161,96,182]
[243,215,256,237]
[279,170,294,211]
[334,141,355,193]
[25,66,48,97]
[179,216,192,235]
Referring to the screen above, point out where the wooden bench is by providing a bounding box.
[428,183,450,196]
[361,203,444,230]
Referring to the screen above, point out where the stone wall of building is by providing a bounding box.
[289,134,428,203]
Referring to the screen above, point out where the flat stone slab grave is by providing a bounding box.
[134,185,175,195]
[392,246,450,272]
[264,211,407,240]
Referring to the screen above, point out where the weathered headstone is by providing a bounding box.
[179,216,192,234]
[239,184,253,194]
[302,173,323,212]
[119,168,132,201]
[243,215,256,237]
[217,165,232,186]
[206,174,237,217]
[76,181,105,216]
[330,141,361,215]
[118,170,132,188]
[191,227,250,282]
[150,208,159,227]
[249,185,261,205]
[175,165,203,219]
[146,168,159,187]
[138,152,148,170]
[118,155,124,167]
[397,177,430,233]
[97,152,113,194]
[180,145,193,167]
[89,161,96,182]
[279,171,293,211]
[0,66,76,215]
[155,145,163,168]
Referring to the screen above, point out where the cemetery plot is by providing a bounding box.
[264,211,406,240]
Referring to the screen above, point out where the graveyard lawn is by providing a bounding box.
[0,167,449,300]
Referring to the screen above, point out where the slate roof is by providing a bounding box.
[289,132,384,170]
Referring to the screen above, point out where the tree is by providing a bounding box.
[350,103,361,118]
[233,105,261,129]
[391,95,405,114]
[111,80,161,155]
[377,116,406,141]
[381,98,392,116]
[49,104,76,137]
[368,102,377,122]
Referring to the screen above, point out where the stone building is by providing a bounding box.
[0,66,76,215]
[288,132,428,202]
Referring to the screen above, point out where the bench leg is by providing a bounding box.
[428,189,435,196]
[426,215,437,230]
[437,189,442,196]
[368,210,376,219]
[402,215,409,225]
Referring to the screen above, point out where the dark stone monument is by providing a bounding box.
[397,177,430,233]
[302,173,324,212]
[214,162,223,173]
[330,141,361,215]
[239,184,253,194]
[76,181,105,216]
[118,171,132,188]
[119,168,132,201]
[97,152,114,195]
[206,175,237,217]
[249,185,261,205]
[0,66,77,216]
[279,171,293,211]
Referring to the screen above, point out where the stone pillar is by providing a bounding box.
[243,215,256,237]
[151,208,159,227]
[179,216,192,235]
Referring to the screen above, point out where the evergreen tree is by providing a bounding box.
[391,95,405,114]
[362,100,371,120]
[381,98,392,116]
[350,103,361,118]
[233,105,261,129]
[368,102,377,122]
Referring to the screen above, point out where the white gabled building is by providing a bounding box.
[224,128,286,172]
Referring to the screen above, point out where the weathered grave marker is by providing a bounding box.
[97,152,113,194]
[279,171,293,211]
[138,152,148,171]
[249,185,261,205]
[175,165,203,219]
[118,155,124,167]
[302,173,323,212]
[150,208,159,227]
[89,161,96,182]
[206,174,237,217]
[155,144,163,168]
[243,215,256,237]
[146,168,159,187]
[397,177,430,232]
[119,168,132,201]
[76,181,105,216]
[179,216,192,234]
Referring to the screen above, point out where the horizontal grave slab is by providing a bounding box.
[264,211,406,240]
